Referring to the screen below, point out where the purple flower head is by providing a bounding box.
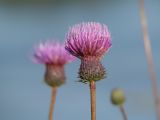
[65,22,112,59]
[33,41,75,65]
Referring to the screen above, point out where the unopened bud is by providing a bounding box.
[111,88,126,106]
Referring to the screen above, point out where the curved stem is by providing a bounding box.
[119,105,128,120]
[49,87,57,120]
[90,81,96,120]
[139,0,160,119]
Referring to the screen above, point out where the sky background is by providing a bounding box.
[0,0,160,120]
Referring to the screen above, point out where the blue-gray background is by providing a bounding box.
[0,0,160,120]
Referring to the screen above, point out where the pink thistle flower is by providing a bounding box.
[34,41,75,65]
[33,41,75,87]
[65,22,112,83]
[65,22,111,59]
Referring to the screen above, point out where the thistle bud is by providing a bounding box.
[111,88,126,106]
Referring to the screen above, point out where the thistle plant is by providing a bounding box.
[65,22,112,120]
[33,41,75,120]
[111,88,128,120]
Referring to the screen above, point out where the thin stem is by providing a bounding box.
[90,81,96,120]
[139,0,160,120]
[119,105,128,120]
[49,87,57,120]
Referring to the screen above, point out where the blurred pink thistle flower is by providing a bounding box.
[34,41,75,65]
[33,41,75,87]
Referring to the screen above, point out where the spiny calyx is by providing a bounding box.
[45,64,66,87]
[78,57,106,83]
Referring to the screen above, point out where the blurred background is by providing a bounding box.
[0,0,160,120]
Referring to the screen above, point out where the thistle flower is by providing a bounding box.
[33,41,75,120]
[65,22,112,83]
[65,22,112,120]
[65,22,111,59]
[34,41,74,65]
[33,41,75,87]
